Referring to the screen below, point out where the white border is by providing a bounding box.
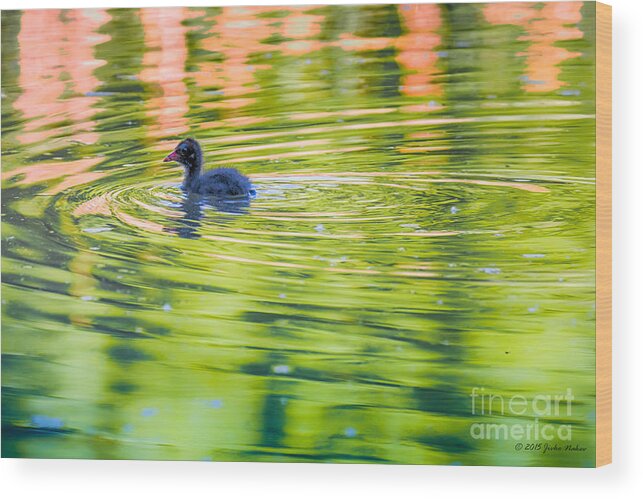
[1,0,641,497]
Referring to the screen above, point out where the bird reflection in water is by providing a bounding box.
[167,192,251,239]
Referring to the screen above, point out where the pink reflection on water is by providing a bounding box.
[185,4,446,123]
[194,6,324,114]
[14,9,110,145]
[195,6,275,101]
[292,4,444,98]
[140,8,192,139]
[396,4,443,97]
[484,2,584,93]
[1,156,108,195]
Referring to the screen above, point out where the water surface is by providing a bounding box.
[2,3,597,466]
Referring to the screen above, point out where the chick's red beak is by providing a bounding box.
[163,150,179,162]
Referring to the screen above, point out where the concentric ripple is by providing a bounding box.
[62,166,563,283]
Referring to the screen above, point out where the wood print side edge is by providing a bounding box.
[595,0,612,468]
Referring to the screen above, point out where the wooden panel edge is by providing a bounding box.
[595,1,612,468]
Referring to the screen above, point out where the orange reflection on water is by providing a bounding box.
[194,6,324,119]
[14,9,110,145]
[282,12,323,38]
[295,4,443,99]
[192,4,446,119]
[484,2,584,92]
[140,8,192,138]
[1,156,107,194]
[396,4,443,97]
[195,7,279,96]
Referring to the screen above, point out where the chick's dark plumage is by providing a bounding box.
[164,138,253,197]
[193,167,253,197]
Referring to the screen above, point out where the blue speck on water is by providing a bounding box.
[437,299,443,305]
[162,303,172,312]
[315,224,325,233]
[523,253,545,258]
[273,364,290,374]
[141,407,159,417]
[30,414,63,430]
[344,427,357,437]
[304,58,312,65]
[518,75,546,85]
[528,306,539,313]
[450,206,459,214]
[122,423,134,433]
[207,399,223,409]
[560,89,581,96]
[278,293,287,299]
[480,267,501,275]
[437,50,448,58]
[80,295,95,301]
[82,227,111,233]
[85,91,116,97]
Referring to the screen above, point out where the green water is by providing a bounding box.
[2,3,597,466]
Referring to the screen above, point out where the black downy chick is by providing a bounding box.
[164,138,253,197]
